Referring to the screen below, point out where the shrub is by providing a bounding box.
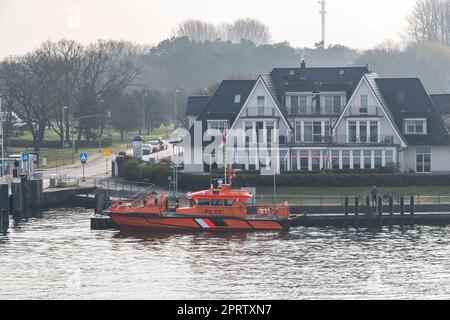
[122,159,144,181]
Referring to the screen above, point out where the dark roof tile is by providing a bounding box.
[375,78,450,145]
[186,96,211,117]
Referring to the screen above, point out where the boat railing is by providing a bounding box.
[132,185,156,202]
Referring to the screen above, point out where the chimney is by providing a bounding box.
[300,59,307,80]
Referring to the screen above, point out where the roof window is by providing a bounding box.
[397,90,406,104]
[234,94,241,104]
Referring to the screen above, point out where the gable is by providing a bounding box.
[229,76,292,134]
[333,75,407,147]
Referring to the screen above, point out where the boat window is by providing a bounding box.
[211,199,223,206]
[197,199,211,206]
[224,200,233,206]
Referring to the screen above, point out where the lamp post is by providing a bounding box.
[142,92,148,136]
[98,99,104,152]
[174,89,180,129]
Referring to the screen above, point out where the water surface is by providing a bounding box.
[0,208,449,299]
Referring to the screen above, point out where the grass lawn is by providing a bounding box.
[8,124,175,168]
[256,186,450,196]
[254,186,450,205]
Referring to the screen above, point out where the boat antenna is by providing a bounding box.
[223,130,227,184]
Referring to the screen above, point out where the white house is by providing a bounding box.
[183,62,450,174]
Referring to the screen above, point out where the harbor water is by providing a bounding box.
[1,208,450,299]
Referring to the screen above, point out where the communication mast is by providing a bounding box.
[319,0,326,47]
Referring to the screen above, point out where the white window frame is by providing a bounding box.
[404,118,427,135]
[257,96,265,115]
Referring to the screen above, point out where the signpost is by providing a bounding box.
[21,152,29,174]
[80,153,88,181]
[103,149,111,174]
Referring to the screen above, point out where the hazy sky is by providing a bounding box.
[0,0,417,58]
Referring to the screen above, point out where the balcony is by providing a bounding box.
[286,106,343,116]
[348,106,380,117]
[334,135,395,145]
[244,107,276,117]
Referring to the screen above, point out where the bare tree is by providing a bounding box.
[407,0,450,45]
[174,20,219,43]
[223,19,271,45]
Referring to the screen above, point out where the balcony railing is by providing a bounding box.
[292,136,333,144]
[348,106,379,116]
[334,135,395,145]
[245,107,276,117]
[287,106,343,116]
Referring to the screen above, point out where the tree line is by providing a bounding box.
[0,0,449,153]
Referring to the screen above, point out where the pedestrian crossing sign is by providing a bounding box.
[80,153,88,163]
[21,152,29,162]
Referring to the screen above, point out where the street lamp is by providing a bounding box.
[142,92,148,136]
[98,99,104,152]
[174,89,180,129]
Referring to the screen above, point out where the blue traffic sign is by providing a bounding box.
[21,152,29,162]
[80,153,88,163]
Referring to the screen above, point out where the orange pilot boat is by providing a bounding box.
[109,172,291,232]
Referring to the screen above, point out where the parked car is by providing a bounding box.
[142,144,152,155]
[148,141,160,153]
[158,137,168,150]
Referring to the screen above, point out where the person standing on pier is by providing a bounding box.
[371,186,379,208]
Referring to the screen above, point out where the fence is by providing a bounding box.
[255,193,450,207]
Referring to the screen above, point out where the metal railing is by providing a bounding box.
[245,108,276,117]
[333,135,395,145]
[348,106,379,116]
[255,193,450,207]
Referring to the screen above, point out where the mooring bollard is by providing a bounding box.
[410,195,415,226]
[354,196,359,228]
[400,195,405,227]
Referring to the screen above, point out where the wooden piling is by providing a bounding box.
[410,195,415,226]
[344,196,349,227]
[389,196,394,228]
[400,195,405,227]
[0,184,9,231]
[354,196,359,228]
[378,195,383,228]
[366,196,371,228]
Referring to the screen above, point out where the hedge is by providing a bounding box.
[9,138,112,149]
[120,161,450,190]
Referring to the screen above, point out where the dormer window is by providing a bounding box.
[404,119,427,134]
[234,94,241,104]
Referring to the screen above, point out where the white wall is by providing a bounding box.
[399,146,450,172]
[232,78,291,139]
[334,78,403,146]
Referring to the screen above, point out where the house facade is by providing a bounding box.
[183,62,450,174]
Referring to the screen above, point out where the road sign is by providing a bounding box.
[103,149,111,156]
[80,153,88,163]
[21,152,29,162]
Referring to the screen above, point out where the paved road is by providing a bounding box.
[43,144,173,180]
